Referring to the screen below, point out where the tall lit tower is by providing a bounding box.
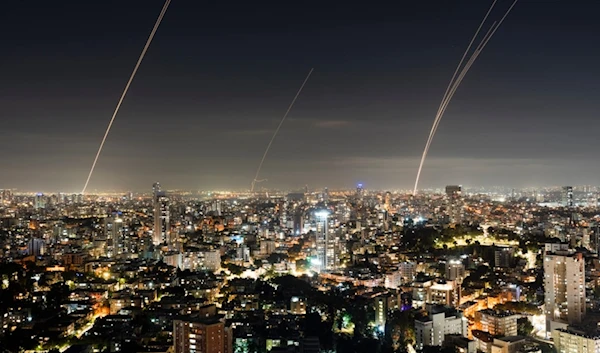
[153,182,170,246]
[384,191,392,212]
[544,243,585,332]
[34,193,46,209]
[445,185,462,199]
[356,183,364,200]
[105,214,124,257]
[562,186,574,208]
[315,209,329,272]
[445,185,463,223]
[314,209,338,272]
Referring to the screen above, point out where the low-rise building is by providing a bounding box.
[475,309,519,337]
[415,306,468,349]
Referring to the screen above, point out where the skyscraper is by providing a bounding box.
[563,186,574,207]
[27,238,45,256]
[374,295,388,333]
[356,183,364,199]
[544,243,585,332]
[34,193,46,209]
[445,185,463,223]
[153,182,170,246]
[445,185,462,199]
[315,209,338,272]
[445,259,465,282]
[105,214,124,257]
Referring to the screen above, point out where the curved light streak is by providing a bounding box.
[251,68,314,192]
[81,0,172,194]
[413,0,518,195]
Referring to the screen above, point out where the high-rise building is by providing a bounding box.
[563,186,574,208]
[105,214,124,258]
[552,328,600,353]
[374,295,388,333]
[494,246,514,268]
[445,185,463,223]
[27,238,45,256]
[34,193,46,209]
[356,183,364,199]
[384,191,392,212]
[445,185,462,199]
[260,240,276,256]
[544,244,585,332]
[399,261,416,284]
[445,259,465,282]
[236,244,250,263]
[314,209,337,272]
[0,189,13,203]
[315,210,328,272]
[427,281,461,308]
[173,314,232,353]
[152,182,170,246]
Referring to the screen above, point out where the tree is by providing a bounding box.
[517,317,534,336]
[495,302,542,315]
[223,263,244,275]
[386,310,416,352]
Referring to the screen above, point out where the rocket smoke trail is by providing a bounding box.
[81,0,172,194]
[251,68,314,192]
[412,0,518,195]
[418,0,499,180]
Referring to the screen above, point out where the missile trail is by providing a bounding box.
[414,0,498,196]
[423,18,499,165]
[426,18,507,172]
[425,22,498,156]
[251,68,314,192]
[81,0,172,194]
[413,0,518,195]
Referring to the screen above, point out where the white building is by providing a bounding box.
[375,295,387,332]
[105,215,124,258]
[384,270,402,289]
[185,250,221,272]
[476,309,519,337]
[415,306,468,349]
[544,244,585,331]
[428,280,460,308]
[552,328,600,353]
[399,261,416,284]
[260,240,276,256]
[446,259,466,282]
[164,250,221,272]
[314,209,339,272]
[152,182,170,246]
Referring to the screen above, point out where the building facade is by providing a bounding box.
[153,182,170,246]
[552,328,600,353]
[174,316,232,353]
[544,245,585,331]
[415,307,468,349]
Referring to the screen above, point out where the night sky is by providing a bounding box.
[2,1,600,192]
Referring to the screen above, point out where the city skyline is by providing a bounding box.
[3,1,600,191]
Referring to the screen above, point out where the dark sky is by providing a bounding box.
[2,0,600,192]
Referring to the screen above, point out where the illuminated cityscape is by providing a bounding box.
[3,1,600,353]
[1,185,600,352]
